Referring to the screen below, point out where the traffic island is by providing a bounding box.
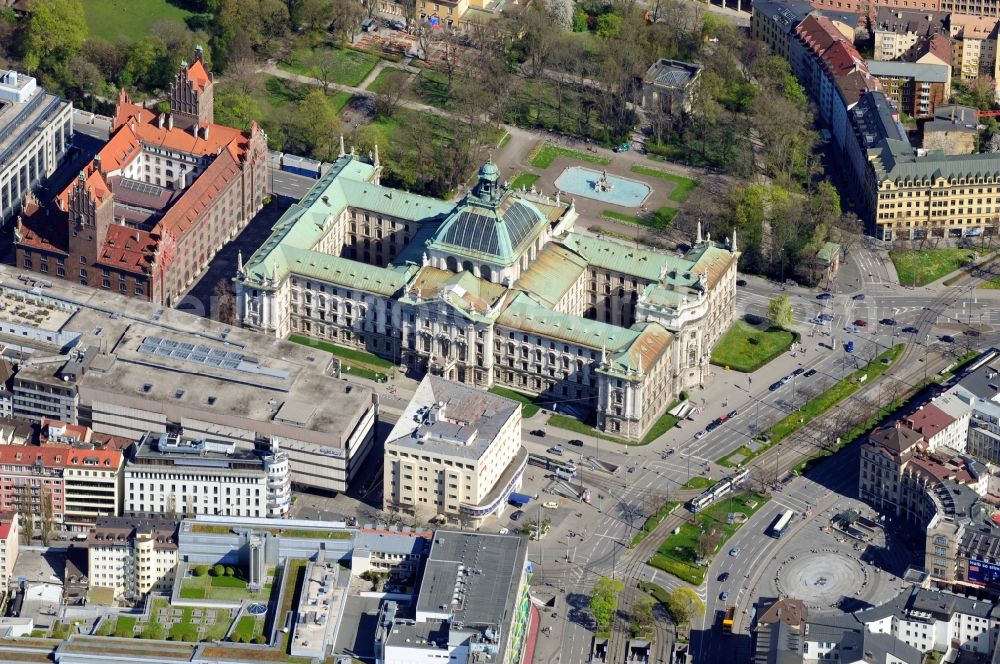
[709,320,796,373]
[647,492,771,585]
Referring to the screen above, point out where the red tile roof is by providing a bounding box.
[98,225,157,275]
[16,198,68,255]
[187,59,211,93]
[0,444,122,469]
[903,404,956,440]
[796,14,845,57]
[155,146,240,242]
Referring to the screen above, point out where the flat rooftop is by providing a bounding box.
[0,288,75,332]
[386,375,519,461]
[291,560,344,658]
[416,531,526,630]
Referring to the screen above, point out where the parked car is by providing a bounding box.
[844,325,859,334]
[804,369,817,377]
[543,501,559,509]
[965,329,981,337]
[389,19,406,29]
[816,292,833,300]
[941,335,955,343]
[706,420,721,432]
[846,340,855,353]
[695,430,707,439]
[729,547,742,557]
[719,591,729,601]
[880,318,897,326]
[568,439,584,447]
[510,510,524,521]
[854,319,868,327]
[531,429,546,437]
[547,445,564,456]
[718,572,730,582]
[792,368,805,376]
[727,409,738,419]
[809,317,825,325]
[498,527,510,535]
[736,279,747,287]
[769,381,783,391]
[852,293,866,301]
[820,313,834,322]
[902,326,919,334]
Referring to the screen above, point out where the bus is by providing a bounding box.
[722,606,736,633]
[769,510,795,538]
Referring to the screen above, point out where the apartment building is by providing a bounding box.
[0,512,18,589]
[14,49,268,306]
[950,14,1000,84]
[384,376,526,527]
[0,70,73,225]
[865,60,950,118]
[351,528,430,577]
[124,432,291,519]
[902,402,969,450]
[87,517,178,602]
[872,8,948,61]
[0,444,123,532]
[752,0,860,61]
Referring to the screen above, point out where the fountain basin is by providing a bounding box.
[553,166,652,207]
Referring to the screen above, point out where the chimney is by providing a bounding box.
[203,124,210,140]
[93,155,102,176]
[158,113,165,129]
[167,114,173,131]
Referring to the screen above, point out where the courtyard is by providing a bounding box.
[178,566,275,601]
[97,599,235,642]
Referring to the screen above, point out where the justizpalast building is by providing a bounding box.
[236,153,738,440]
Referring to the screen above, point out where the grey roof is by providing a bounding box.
[416,531,526,629]
[645,59,702,89]
[865,59,949,83]
[855,587,915,624]
[910,588,996,620]
[354,531,429,558]
[955,349,1000,399]
[873,6,948,36]
[753,0,812,30]
[385,621,450,650]
[852,91,910,154]
[385,375,521,461]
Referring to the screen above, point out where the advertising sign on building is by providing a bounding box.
[967,559,1000,587]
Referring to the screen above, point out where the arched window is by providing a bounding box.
[446,256,458,272]
[481,265,492,282]
[462,260,474,273]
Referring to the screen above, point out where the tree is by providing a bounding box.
[547,0,575,29]
[291,88,342,160]
[696,529,722,559]
[633,595,654,632]
[767,294,794,330]
[306,48,342,94]
[21,0,88,75]
[374,69,409,118]
[665,587,705,624]
[589,578,624,630]
[211,564,225,576]
[595,13,621,39]
[328,0,364,45]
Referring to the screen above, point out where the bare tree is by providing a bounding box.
[213,278,237,325]
[374,69,409,118]
[307,48,342,94]
[696,529,722,559]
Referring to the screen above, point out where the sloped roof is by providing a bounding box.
[559,233,669,282]
[186,58,211,93]
[513,243,588,308]
[98,225,157,275]
[605,322,673,376]
[401,267,509,322]
[155,145,240,242]
[278,245,416,297]
[497,292,638,351]
[869,424,923,454]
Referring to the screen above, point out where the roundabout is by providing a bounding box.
[774,549,870,608]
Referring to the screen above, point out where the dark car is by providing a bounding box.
[902,326,919,334]
[792,368,805,376]
[568,439,584,447]
[727,409,738,419]
[804,369,817,377]
[769,381,783,391]
[389,19,406,30]
[964,329,981,337]
[941,335,955,343]
[852,293,866,301]
[510,510,524,521]
[719,591,729,601]
[819,313,834,322]
[854,319,868,327]
[816,293,833,300]
[880,318,897,326]
[530,429,546,437]
[736,279,747,287]
[706,420,721,432]
[718,572,730,582]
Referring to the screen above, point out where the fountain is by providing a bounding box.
[594,170,615,193]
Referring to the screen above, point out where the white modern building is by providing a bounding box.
[124,432,291,519]
[0,70,73,224]
[383,375,526,527]
[0,512,18,590]
[86,517,179,602]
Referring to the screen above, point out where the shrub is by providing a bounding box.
[193,565,208,577]
[254,635,267,644]
[211,564,224,577]
[224,566,235,577]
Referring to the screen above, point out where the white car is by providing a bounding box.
[695,430,706,439]
[498,527,510,535]
[542,501,559,509]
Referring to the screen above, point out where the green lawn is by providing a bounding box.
[367,67,412,94]
[682,476,714,490]
[602,208,677,231]
[629,501,679,548]
[289,334,394,382]
[529,144,612,169]
[548,402,680,446]
[229,615,265,643]
[113,616,137,638]
[280,45,382,87]
[889,248,983,286]
[510,172,540,191]
[81,0,194,43]
[629,166,699,203]
[179,570,273,601]
[488,387,542,418]
[405,68,456,109]
[710,320,795,372]
[649,492,770,585]
[508,78,629,144]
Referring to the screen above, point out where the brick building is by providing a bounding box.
[13,49,268,306]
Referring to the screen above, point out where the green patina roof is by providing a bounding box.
[513,243,588,308]
[280,246,416,296]
[603,321,673,377]
[427,194,550,266]
[817,242,840,264]
[241,156,451,286]
[497,292,639,351]
[560,233,671,282]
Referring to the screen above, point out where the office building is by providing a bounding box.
[236,153,738,441]
[124,432,291,520]
[0,70,73,225]
[86,517,178,602]
[865,60,950,119]
[0,284,378,495]
[384,375,526,526]
[14,49,268,306]
[375,531,532,664]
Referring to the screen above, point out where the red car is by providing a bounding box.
[853,319,868,327]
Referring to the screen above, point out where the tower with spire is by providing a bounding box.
[169,46,214,132]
